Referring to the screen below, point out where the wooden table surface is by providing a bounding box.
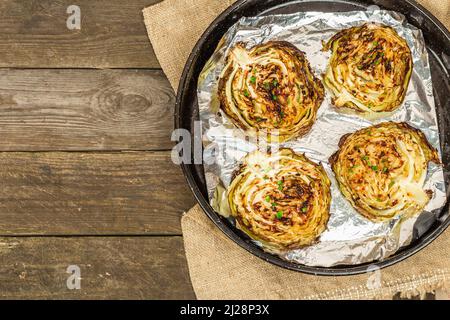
[0,0,197,299]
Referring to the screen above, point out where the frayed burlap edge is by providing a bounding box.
[181,205,450,300]
[306,270,450,300]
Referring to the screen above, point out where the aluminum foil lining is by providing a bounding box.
[197,9,446,267]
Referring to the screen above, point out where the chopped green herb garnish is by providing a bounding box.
[361,155,369,161]
[382,167,388,173]
[276,211,283,219]
[371,165,378,171]
[271,202,278,207]
[277,180,283,191]
[265,195,271,202]
[272,94,277,101]
[264,82,270,90]
[373,41,378,46]
[349,164,359,174]
[243,89,250,97]
[250,76,257,84]
[302,207,308,213]
[273,80,279,87]
[389,180,395,188]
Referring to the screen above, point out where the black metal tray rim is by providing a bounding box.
[175,0,450,276]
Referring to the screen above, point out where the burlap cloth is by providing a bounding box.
[143,0,450,299]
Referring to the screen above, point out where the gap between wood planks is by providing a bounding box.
[0,236,196,299]
[0,0,163,68]
[0,68,177,151]
[0,151,195,236]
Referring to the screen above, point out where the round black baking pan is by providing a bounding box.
[175,0,450,275]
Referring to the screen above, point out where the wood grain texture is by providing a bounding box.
[0,69,175,151]
[0,236,195,299]
[0,0,160,68]
[0,151,195,235]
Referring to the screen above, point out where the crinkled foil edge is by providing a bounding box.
[197,10,446,267]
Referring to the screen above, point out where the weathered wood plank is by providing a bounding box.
[0,236,195,299]
[0,69,175,151]
[0,0,161,68]
[0,151,195,235]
